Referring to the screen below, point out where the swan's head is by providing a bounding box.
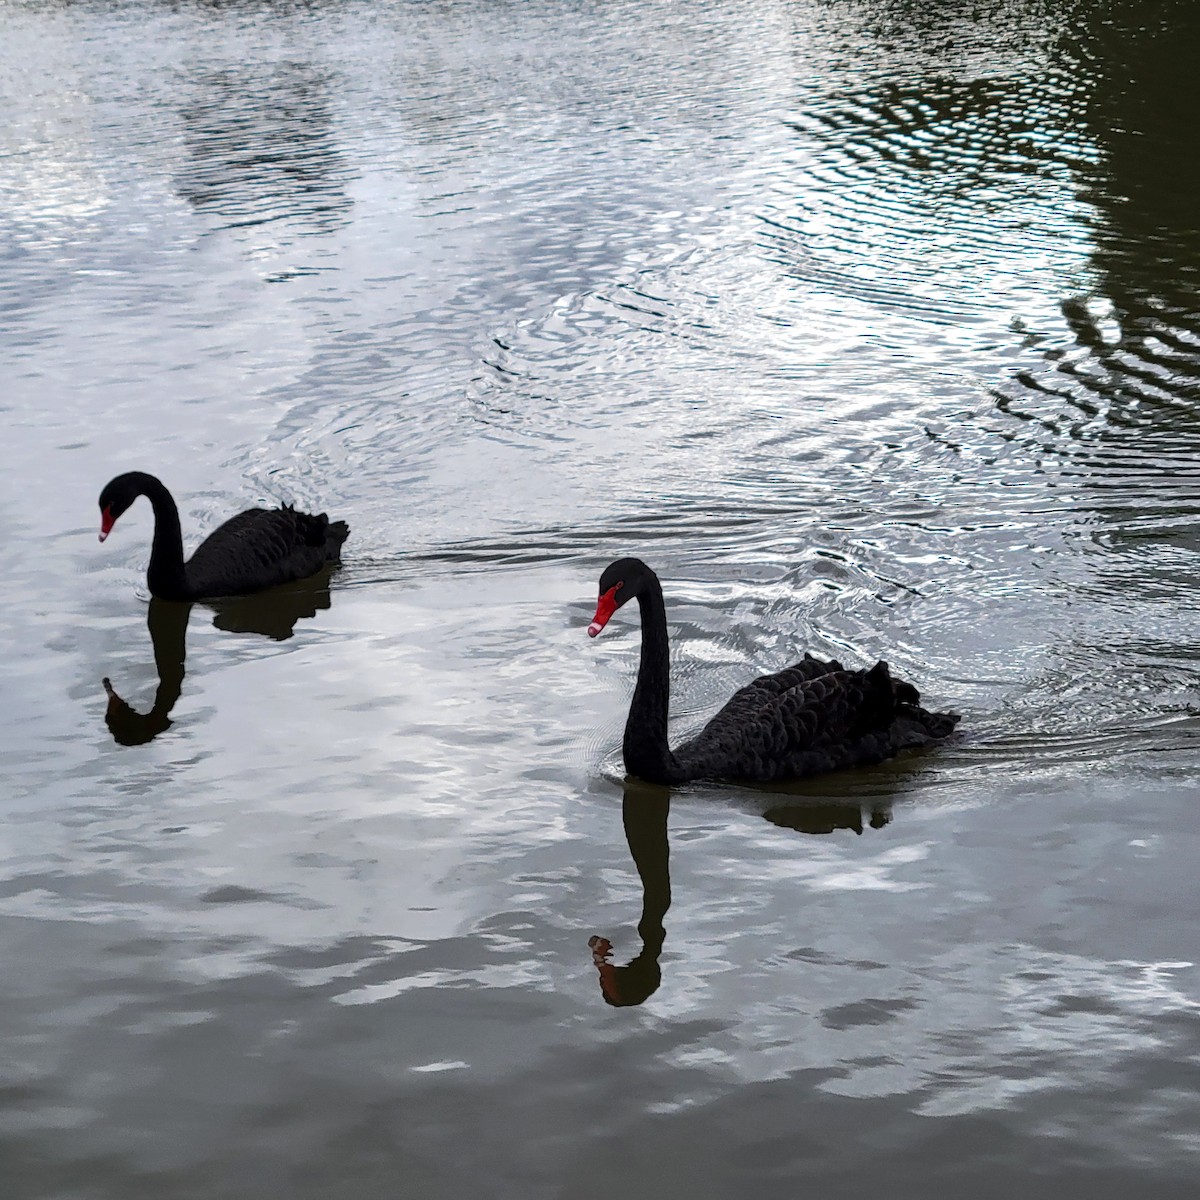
[588,557,653,637]
[97,473,142,542]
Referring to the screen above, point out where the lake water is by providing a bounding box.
[3,1,1200,1196]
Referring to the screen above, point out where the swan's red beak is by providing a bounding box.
[98,506,115,543]
[588,586,619,637]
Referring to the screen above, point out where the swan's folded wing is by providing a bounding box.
[771,664,897,747]
[695,653,846,732]
[186,508,331,597]
[675,661,898,782]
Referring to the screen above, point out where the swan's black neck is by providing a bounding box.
[134,474,189,600]
[623,572,681,784]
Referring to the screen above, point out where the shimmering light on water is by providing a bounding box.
[2,1,1200,1197]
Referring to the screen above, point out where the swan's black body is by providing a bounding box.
[588,558,959,785]
[98,471,349,601]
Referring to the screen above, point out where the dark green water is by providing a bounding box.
[2,1,1199,1196]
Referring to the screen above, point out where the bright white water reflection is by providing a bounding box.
[2,1,1200,1197]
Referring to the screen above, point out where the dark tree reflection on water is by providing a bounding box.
[176,60,353,237]
[1056,1,1200,432]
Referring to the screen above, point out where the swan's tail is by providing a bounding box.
[325,519,350,560]
[295,509,350,560]
[920,709,961,740]
[881,661,960,743]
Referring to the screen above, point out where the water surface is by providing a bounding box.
[3,1,1200,1196]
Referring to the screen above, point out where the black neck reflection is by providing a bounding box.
[102,568,338,746]
[589,782,895,1008]
[103,598,190,746]
[590,784,671,1008]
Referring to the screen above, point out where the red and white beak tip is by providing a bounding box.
[98,529,109,543]
[587,586,619,637]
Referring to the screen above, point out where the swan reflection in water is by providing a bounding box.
[589,786,673,1008]
[588,782,893,1007]
[102,568,338,746]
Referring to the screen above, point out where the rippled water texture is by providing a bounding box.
[3,1,1200,1196]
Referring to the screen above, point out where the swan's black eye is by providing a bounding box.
[616,581,624,590]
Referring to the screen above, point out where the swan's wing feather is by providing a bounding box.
[687,653,845,736]
[675,660,918,782]
[185,507,348,597]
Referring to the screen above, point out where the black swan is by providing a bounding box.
[587,557,959,785]
[98,472,349,601]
